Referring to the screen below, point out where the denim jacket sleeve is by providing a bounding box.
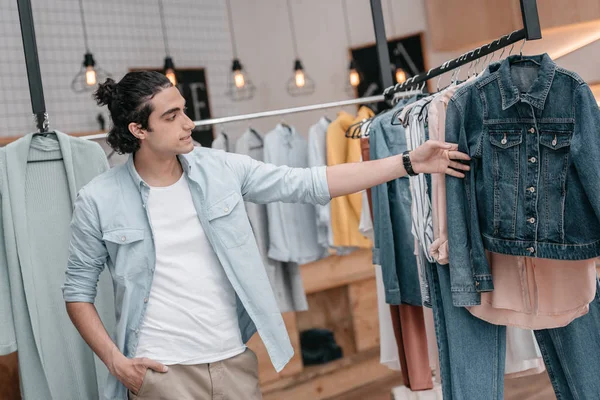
[62,189,108,303]
[445,97,492,306]
[571,83,600,220]
[223,152,331,206]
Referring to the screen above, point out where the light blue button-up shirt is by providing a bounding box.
[62,146,331,400]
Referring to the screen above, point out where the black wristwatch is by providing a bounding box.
[402,151,418,176]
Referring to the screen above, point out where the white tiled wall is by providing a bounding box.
[0,0,240,137]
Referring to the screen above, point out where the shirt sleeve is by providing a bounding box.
[224,152,331,206]
[571,83,600,221]
[0,192,17,355]
[62,189,108,303]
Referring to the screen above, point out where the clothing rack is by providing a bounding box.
[383,0,542,100]
[77,91,420,140]
[193,92,420,127]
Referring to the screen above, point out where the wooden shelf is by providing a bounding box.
[262,348,395,400]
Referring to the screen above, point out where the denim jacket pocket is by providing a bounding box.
[489,130,522,237]
[103,228,147,278]
[208,192,251,248]
[539,130,572,242]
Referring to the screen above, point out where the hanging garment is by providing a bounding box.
[427,80,476,265]
[264,124,326,263]
[211,131,230,151]
[532,283,600,399]
[399,100,435,265]
[427,82,546,377]
[0,132,115,400]
[358,145,400,371]
[308,117,333,250]
[369,100,422,306]
[468,252,597,329]
[235,129,308,312]
[361,135,432,389]
[326,107,373,248]
[445,54,600,306]
[427,78,595,331]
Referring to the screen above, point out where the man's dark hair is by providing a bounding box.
[94,71,172,154]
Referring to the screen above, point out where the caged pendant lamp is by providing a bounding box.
[225,0,255,101]
[158,0,177,85]
[71,0,111,93]
[285,0,315,96]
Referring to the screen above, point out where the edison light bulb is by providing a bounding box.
[165,68,177,85]
[85,66,97,86]
[349,68,360,87]
[234,70,246,88]
[395,67,407,84]
[295,70,306,88]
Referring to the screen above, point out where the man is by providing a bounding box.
[63,71,469,400]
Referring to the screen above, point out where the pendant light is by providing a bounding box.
[158,0,177,86]
[225,0,255,101]
[71,0,111,93]
[285,0,315,96]
[342,0,362,94]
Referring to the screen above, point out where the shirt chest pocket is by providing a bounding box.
[207,192,251,248]
[103,228,147,278]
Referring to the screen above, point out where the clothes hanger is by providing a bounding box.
[29,116,62,163]
[248,126,263,150]
[249,127,263,144]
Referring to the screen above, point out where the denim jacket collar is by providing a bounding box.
[495,53,556,111]
[126,152,193,192]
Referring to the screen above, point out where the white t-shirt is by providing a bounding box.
[135,173,245,365]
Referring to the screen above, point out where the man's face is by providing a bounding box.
[137,86,196,156]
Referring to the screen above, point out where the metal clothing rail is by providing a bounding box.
[383,0,542,100]
[192,91,421,127]
[79,91,421,139]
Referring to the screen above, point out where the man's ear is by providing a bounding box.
[128,122,146,140]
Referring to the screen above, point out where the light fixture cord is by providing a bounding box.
[388,0,397,37]
[78,0,90,52]
[225,0,238,58]
[158,0,170,56]
[341,0,352,49]
[286,0,299,58]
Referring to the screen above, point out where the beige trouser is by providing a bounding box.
[129,349,262,400]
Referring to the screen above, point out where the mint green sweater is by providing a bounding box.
[0,132,115,399]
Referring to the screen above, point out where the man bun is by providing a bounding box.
[94,78,118,106]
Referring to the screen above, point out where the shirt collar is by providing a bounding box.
[495,53,556,111]
[126,152,193,192]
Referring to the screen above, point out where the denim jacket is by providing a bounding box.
[370,99,423,306]
[446,54,600,306]
[62,147,330,400]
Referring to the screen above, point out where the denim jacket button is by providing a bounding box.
[529,127,536,134]
[527,247,535,253]
[528,187,535,193]
[529,157,536,163]
[475,281,480,287]
[528,217,536,224]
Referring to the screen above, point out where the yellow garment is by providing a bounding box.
[326,106,374,248]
